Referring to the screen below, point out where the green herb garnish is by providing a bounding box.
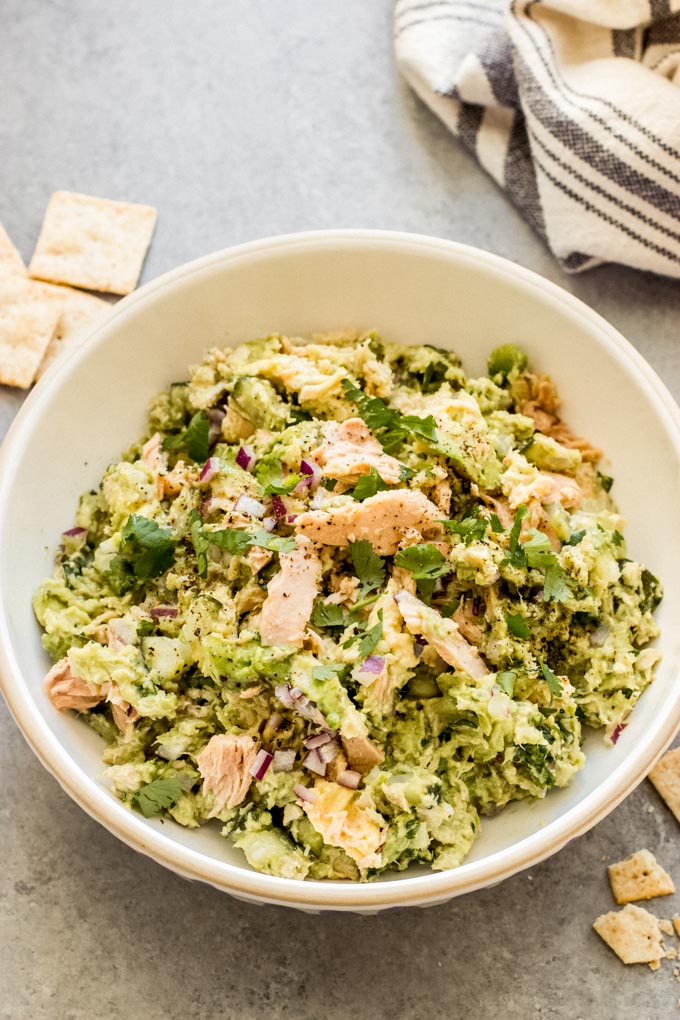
[134,776,183,818]
[352,467,390,501]
[342,379,438,452]
[162,410,210,462]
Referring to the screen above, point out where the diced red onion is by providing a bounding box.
[611,723,626,745]
[271,495,287,519]
[286,514,297,524]
[262,516,277,533]
[589,623,610,648]
[293,783,317,803]
[295,459,322,494]
[199,457,220,483]
[274,684,326,726]
[150,605,179,620]
[273,749,296,772]
[317,739,340,765]
[236,445,256,472]
[360,655,385,675]
[268,712,283,732]
[303,748,327,776]
[249,748,273,780]
[234,494,267,519]
[207,408,226,447]
[337,769,361,790]
[303,731,333,750]
[62,526,87,538]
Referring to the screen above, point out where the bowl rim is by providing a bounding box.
[2,228,680,910]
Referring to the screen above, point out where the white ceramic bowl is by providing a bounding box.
[2,231,680,913]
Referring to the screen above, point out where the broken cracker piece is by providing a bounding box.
[35,282,111,377]
[594,904,665,965]
[0,276,59,388]
[0,222,26,275]
[649,959,661,971]
[608,849,675,905]
[661,919,675,936]
[649,748,680,823]
[29,191,156,295]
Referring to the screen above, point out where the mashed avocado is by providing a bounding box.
[34,331,662,880]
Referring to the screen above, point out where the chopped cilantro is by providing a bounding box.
[312,663,348,682]
[322,478,337,492]
[311,601,347,630]
[108,514,176,592]
[162,410,210,462]
[543,562,571,603]
[507,505,529,567]
[443,506,488,546]
[597,472,614,493]
[352,467,390,501]
[137,619,155,637]
[439,600,459,619]
[349,540,386,596]
[394,543,450,603]
[505,612,530,639]
[357,610,384,657]
[611,530,624,547]
[567,530,586,546]
[134,776,183,818]
[256,459,300,495]
[341,379,438,452]
[248,530,296,554]
[188,511,293,577]
[540,660,563,699]
[497,670,516,697]
[490,513,504,534]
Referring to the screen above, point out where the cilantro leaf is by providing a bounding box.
[349,540,386,594]
[490,513,504,534]
[566,529,585,546]
[312,663,348,682]
[507,505,529,567]
[248,530,296,554]
[134,776,183,818]
[543,562,571,603]
[394,543,449,579]
[109,514,176,592]
[597,472,614,493]
[540,660,563,699]
[352,467,390,501]
[311,601,347,630]
[342,379,438,452]
[357,610,383,658]
[443,506,488,546]
[256,459,301,495]
[188,511,292,577]
[505,612,530,639]
[611,530,624,547]
[393,544,450,603]
[497,670,516,697]
[162,411,210,462]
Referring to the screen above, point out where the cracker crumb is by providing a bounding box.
[593,904,666,965]
[0,275,59,387]
[649,748,680,823]
[0,221,26,275]
[608,849,675,905]
[29,191,157,295]
[661,919,675,936]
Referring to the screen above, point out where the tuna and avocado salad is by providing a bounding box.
[34,331,662,880]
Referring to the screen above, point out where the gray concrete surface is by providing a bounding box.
[2,2,680,1017]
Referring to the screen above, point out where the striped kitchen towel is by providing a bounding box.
[395,0,680,276]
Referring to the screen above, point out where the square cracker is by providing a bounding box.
[28,191,156,295]
[0,276,60,388]
[594,904,665,965]
[0,222,26,275]
[35,283,111,378]
[608,849,675,905]
[649,747,680,822]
